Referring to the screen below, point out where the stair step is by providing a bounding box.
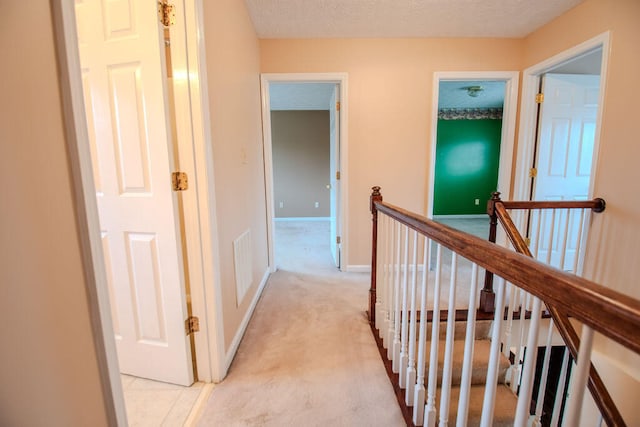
[423,339,510,386]
[433,384,517,426]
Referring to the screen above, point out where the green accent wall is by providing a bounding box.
[433,119,502,215]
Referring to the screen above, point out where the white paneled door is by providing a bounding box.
[76,0,193,385]
[532,73,600,270]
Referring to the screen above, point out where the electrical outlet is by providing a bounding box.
[475,199,480,205]
[315,202,319,208]
[279,202,283,208]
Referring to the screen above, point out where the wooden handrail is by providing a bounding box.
[371,198,640,357]
[492,198,624,426]
[500,198,606,212]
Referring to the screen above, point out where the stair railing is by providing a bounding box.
[368,186,640,427]
[482,192,623,426]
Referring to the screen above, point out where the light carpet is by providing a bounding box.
[196,220,405,426]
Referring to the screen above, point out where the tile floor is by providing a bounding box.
[121,375,209,426]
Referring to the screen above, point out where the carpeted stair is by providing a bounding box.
[378,318,518,426]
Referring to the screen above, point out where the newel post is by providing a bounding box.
[369,186,383,326]
[480,191,501,313]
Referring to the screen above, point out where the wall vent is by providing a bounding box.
[233,229,253,306]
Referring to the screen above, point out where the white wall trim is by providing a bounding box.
[223,269,270,372]
[261,73,349,272]
[275,217,331,222]
[513,31,611,202]
[346,265,371,273]
[427,71,519,218]
[433,214,487,219]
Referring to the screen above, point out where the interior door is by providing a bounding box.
[531,73,600,270]
[75,0,194,385]
[329,85,341,268]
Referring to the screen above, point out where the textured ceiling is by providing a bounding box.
[245,0,584,39]
[439,81,506,109]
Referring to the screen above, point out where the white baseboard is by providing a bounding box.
[346,265,371,273]
[433,214,487,219]
[275,217,330,221]
[223,268,270,373]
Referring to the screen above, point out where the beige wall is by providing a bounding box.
[261,38,524,266]
[201,0,269,350]
[272,111,331,218]
[523,0,640,422]
[0,2,110,426]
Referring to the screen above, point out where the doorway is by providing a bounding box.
[55,0,220,423]
[514,34,609,273]
[427,72,520,240]
[261,74,349,272]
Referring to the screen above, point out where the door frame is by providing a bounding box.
[52,0,223,422]
[513,32,611,202]
[427,71,520,218]
[260,73,349,272]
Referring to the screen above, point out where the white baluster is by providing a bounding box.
[385,218,396,351]
[557,209,571,271]
[424,244,443,427]
[545,209,557,267]
[574,209,588,275]
[406,230,419,403]
[390,221,402,363]
[380,214,391,344]
[399,226,410,384]
[514,296,543,427]
[439,251,458,427]
[510,289,527,393]
[532,318,555,427]
[375,214,386,331]
[550,348,571,427]
[456,263,479,426]
[413,236,430,426]
[564,325,595,426]
[480,276,507,427]
[503,283,519,359]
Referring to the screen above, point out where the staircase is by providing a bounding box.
[373,318,517,426]
[367,187,640,426]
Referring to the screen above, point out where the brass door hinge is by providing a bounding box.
[529,168,538,178]
[336,171,341,180]
[535,93,544,104]
[158,1,176,27]
[185,316,199,335]
[336,101,341,111]
[336,236,341,244]
[172,171,188,191]
[525,237,531,247]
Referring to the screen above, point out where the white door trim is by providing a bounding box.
[427,71,520,218]
[513,32,611,202]
[260,73,349,272]
[52,0,223,422]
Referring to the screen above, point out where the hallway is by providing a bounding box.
[196,221,404,426]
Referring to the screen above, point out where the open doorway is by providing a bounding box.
[261,74,349,272]
[514,34,609,273]
[428,72,519,240]
[56,0,219,423]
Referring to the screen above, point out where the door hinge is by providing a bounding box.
[529,168,538,178]
[172,171,188,191]
[158,1,176,27]
[336,171,341,180]
[535,93,544,104]
[185,316,199,335]
[336,236,341,244]
[525,237,531,247]
[336,101,341,111]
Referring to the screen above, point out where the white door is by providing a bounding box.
[329,86,341,268]
[531,73,600,271]
[75,0,193,385]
